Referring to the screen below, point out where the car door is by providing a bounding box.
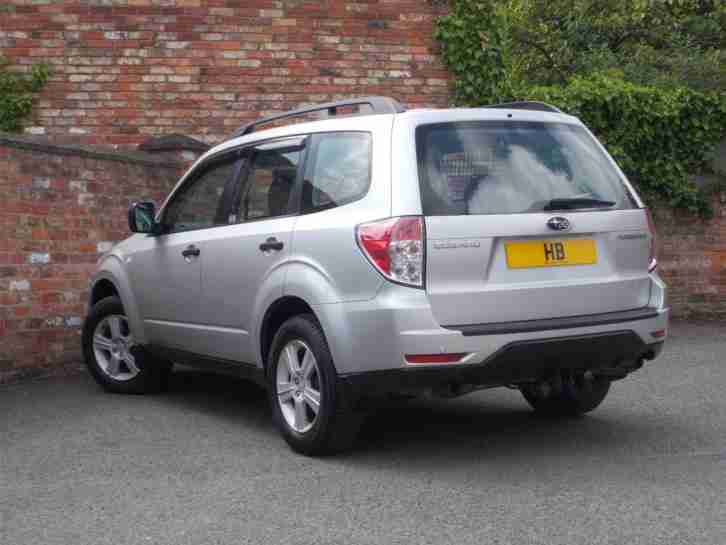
[198,136,305,363]
[128,150,241,354]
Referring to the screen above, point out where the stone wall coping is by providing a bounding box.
[0,133,183,168]
[138,134,211,153]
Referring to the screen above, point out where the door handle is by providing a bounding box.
[181,245,201,258]
[259,237,284,252]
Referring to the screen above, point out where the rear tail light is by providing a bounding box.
[356,216,425,288]
[645,209,657,272]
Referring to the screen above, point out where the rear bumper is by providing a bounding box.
[339,331,663,404]
[313,275,669,404]
[318,286,668,374]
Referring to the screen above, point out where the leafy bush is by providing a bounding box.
[0,56,50,133]
[510,0,726,91]
[434,0,726,214]
[434,1,515,105]
[436,0,726,100]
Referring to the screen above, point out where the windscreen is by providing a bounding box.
[416,121,636,215]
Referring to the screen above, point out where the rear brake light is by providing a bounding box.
[405,353,467,365]
[645,209,657,272]
[356,216,425,288]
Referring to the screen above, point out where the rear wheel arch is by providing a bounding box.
[260,296,319,370]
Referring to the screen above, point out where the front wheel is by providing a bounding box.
[268,314,362,456]
[521,375,611,416]
[82,296,171,394]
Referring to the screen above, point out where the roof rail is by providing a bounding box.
[231,96,405,138]
[485,101,563,114]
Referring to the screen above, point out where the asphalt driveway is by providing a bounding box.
[2,322,725,545]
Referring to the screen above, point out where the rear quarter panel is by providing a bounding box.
[281,116,393,369]
[283,115,393,305]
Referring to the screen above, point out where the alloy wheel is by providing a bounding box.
[276,339,322,433]
[92,314,140,381]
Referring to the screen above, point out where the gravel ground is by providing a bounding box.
[1,322,725,545]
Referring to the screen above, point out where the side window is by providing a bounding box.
[302,132,372,213]
[238,141,302,222]
[163,154,238,233]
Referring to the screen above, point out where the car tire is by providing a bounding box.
[268,314,362,456]
[82,296,171,394]
[521,375,611,416]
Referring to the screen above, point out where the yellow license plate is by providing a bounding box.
[505,239,597,269]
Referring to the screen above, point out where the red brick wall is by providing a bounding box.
[656,195,726,320]
[1,0,450,146]
[0,136,189,382]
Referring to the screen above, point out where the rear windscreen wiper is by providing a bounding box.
[544,197,616,211]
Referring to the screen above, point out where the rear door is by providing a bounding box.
[417,120,652,327]
[198,136,305,363]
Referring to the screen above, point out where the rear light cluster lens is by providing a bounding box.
[646,209,657,272]
[356,216,425,288]
[405,353,467,365]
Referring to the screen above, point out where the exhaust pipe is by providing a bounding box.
[534,373,564,399]
[535,380,552,398]
[532,370,595,398]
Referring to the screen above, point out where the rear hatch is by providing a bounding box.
[417,120,652,327]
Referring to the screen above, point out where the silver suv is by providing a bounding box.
[83,96,669,455]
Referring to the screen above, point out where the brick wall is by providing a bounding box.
[1,0,450,146]
[656,194,726,320]
[0,135,191,382]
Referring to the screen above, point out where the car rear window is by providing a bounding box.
[416,121,636,215]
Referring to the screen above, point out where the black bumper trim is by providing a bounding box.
[339,331,662,406]
[445,307,660,336]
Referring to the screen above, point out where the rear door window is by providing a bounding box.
[236,138,304,222]
[416,121,635,216]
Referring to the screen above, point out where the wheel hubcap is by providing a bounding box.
[92,314,140,381]
[276,339,321,433]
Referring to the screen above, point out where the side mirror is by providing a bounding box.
[128,201,157,234]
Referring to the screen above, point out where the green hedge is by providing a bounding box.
[0,56,49,133]
[434,0,516,106]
